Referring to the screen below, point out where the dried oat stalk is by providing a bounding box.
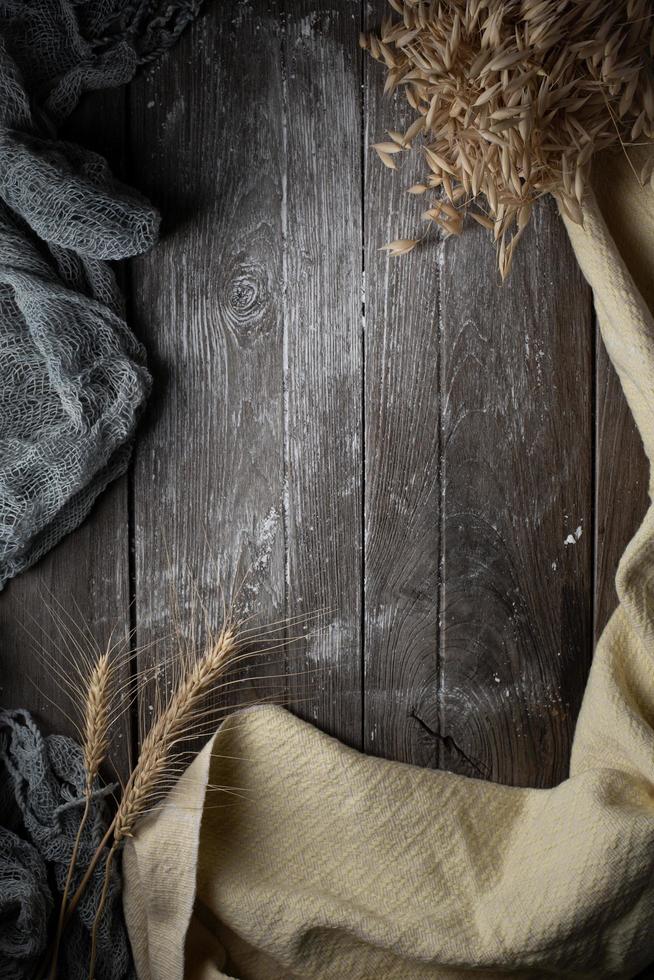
[363,0,654,277]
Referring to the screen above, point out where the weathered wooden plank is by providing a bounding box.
[362,4,594,783]
[128,1,363,748]
[363,3,442,766]
[363,3,595,782]
[281,0,363,745]
[127,0,604,790]
[0,90,132,777]
[438,200,594,787]
[595,338,649,641]
[0,482,131,761]
[127,5,287,729]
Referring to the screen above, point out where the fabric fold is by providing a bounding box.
[0,709,132,979]
[0,0,203,588]
[122,153,654,980]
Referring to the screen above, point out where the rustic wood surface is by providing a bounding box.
[1,1,649,800]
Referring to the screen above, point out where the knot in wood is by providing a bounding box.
[222,259,270,344]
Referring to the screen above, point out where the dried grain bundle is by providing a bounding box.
[47,651,114,979]
[67,625,242,976]
[59,607,325,930]
[363,0,654,277]
[32,588,325,980]
[114,626,240,842]
[40,623,129,980]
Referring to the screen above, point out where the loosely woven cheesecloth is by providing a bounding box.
[0,709,131,980]
[0,0,202,590]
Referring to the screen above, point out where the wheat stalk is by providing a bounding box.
[363,0,654,277]
[80,626,240,977]
[46,645,117,980]
[31,580,326,978]
[118,625,238,841]
[39,606,324,977]
[65,616,307,937]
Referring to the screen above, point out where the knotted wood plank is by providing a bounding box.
[128,0,363,747]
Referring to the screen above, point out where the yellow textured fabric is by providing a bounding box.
[122,151,654,979]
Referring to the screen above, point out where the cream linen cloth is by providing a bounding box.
[122,150,654,979]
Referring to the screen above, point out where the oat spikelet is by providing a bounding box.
[364,0,654,278]
[380,237,421,255]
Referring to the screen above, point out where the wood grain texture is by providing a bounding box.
[362,2,598,785]
[363,0,442,767]
[4,0,650,806]
[127,0,363,746]
[0,90,132,776]
[281,0,363,744]
[127,3,287,719]
[437,200,594,787]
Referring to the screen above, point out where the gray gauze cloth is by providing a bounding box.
[0,709,132,980]
[0,0,201,589]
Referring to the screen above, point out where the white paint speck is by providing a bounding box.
[564,526,583,546]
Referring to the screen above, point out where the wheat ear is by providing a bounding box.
[47,650,114,980]
[87,626,238,975]
[116,624,239,842]
[75,626,239,977]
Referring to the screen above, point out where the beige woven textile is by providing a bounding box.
[122,150,654,979]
